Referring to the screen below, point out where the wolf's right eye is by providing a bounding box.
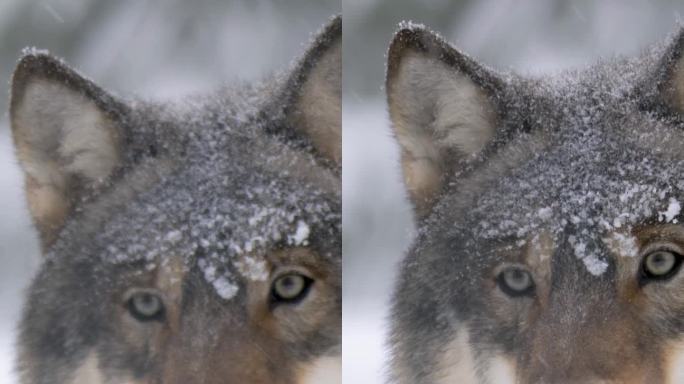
[641,250,683,282]
[126,291,165,322]
[496,266,535,297]
[271,273,313,304]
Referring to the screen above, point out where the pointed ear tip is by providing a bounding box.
[9,52,56,131]
[14,49,61,76]
[11,50,66,96]
[391,22,442,48]
[387,27,419,94]
[386,27,428,88]
[318,14,341,42]
[387,29,415,74]
[390,25,421,51]
[387,23,445,68]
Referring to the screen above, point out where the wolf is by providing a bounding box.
[8,15,340,384]
[386,22,684,383]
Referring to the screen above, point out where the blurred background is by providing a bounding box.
[0,1,338,383]
[343,1,684,383]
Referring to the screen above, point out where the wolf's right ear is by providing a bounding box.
[658,29,684,113]
[386,25,503,218]
[10,53,128,249]
[280,15,341,169]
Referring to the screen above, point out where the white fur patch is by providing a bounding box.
[483,355,516,384]
[667,341,684,384]
[436,328,517,384]
[68,352,139,384]
[298,356,341,384]
[68,353,105,384]
[435,328,478,384]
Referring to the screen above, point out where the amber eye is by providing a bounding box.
[271,273,313,304]
[497,266,535,297]
[126,291,165,322]
[641,250,682,282]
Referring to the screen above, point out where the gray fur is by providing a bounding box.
[388,23,684,382]
[11,16,341,384]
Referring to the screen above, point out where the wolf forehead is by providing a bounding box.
[428,62,684,276]
[47,98,341,298]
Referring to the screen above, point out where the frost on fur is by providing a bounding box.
[387,23,684,384]
[11,18,342,302]
[11,16,342,384]
[389,26,684,277]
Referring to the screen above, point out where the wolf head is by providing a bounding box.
[387,24,684,383]
[10,16,340,384]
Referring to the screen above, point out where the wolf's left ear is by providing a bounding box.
[10,53,128,249]
[657,29,684,112]
[281,15,341,168]
[386,25,504,217]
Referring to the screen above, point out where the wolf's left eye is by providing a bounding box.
[497,266,535,297]
[126,291,165,322]
[641,250,683,281]
[271,273,313,304]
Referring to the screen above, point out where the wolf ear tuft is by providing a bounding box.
[386,25,503,217]
[10,52,127,249]
[282,15,341,169]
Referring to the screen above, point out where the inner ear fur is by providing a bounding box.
[10,53,127,249]
[386,25,503,218]
[281,15,341,169]
[659,29,684,113]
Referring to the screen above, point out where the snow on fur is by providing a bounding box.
[46,84,340,300]
[420,31,684,276]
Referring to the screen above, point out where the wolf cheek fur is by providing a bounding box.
[387,24,684,383]
[10,16,340,384]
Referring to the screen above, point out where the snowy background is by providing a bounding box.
[343,1,684,383]
[0,1,338,383]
